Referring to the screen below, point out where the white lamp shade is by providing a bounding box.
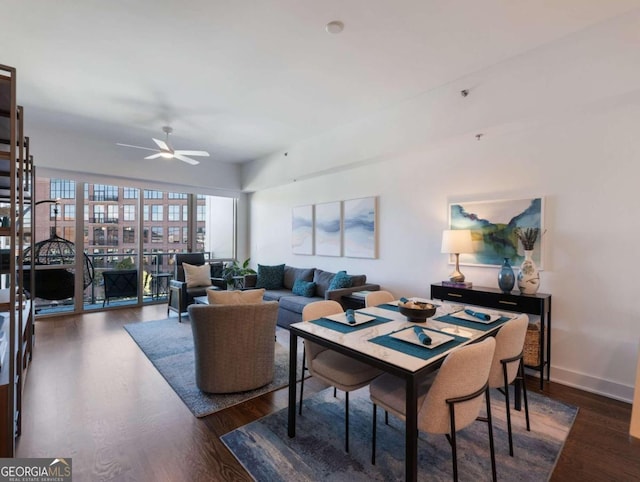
[441,229,473,254]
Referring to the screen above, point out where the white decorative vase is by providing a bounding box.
[517,250,540,294]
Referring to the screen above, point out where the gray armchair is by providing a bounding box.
[187,301,279,393]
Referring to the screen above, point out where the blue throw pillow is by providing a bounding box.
[328,270,352,290]
[256,264,285,290]
[292,279,316,297]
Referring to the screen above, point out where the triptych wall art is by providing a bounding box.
[291,196,377,258]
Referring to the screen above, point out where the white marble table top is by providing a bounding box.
[290,300,519,373]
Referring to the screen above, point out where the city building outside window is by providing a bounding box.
[151,205,163,221]
[168,205,180,221]
[64,204,75,221]
[50,179,75,199]
[151,226,163,243]
[123,205,135,221]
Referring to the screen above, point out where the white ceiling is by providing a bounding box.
[2,0,640,168]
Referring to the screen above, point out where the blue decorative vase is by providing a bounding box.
[498,258,515,293]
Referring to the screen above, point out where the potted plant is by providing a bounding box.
[222,258,256,290]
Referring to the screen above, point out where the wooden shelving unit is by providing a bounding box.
[0,64,35,457]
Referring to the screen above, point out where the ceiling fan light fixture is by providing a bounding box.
[160,152,173,159]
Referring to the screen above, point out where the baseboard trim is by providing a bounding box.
[549,366,633,404]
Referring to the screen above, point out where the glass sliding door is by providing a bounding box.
[84,183,140,310]
[33,175,238,316]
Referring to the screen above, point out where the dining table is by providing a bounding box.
[287,298,519,482]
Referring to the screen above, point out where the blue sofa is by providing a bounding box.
[244,265,380,329]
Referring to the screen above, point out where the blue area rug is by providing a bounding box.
[124,317,302,418]
[222,387,577,481]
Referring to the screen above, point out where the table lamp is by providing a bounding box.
[441,229,473,282]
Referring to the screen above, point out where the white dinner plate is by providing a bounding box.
[324,312,376,326]
[390,327,454,349]
[450,308,503,324]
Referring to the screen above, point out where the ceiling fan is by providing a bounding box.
[117,126,209,165]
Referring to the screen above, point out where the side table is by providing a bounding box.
[167,284,183,322]
[430,283,551,390]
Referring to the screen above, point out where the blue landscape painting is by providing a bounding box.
[314,202,342,256]
[292,205,313,255]
[344,197,376,258]
[449,197,543,267]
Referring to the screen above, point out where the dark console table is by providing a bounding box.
[430,283,551,390]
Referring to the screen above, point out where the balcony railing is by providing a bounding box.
[90,194,119,201]
[88,216,119,224]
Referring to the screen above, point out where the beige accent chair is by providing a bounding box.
[187,301,278,393]
[370,337,497,482]
[488,314,530,456]
[300,300,382,452]
[365,290,395,307]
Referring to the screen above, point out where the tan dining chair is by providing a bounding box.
[365,290,395,307]
[487,314,530,456]
[370,337,497,482]
[300,300,382,452]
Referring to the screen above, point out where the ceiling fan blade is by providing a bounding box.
[152,138,170,150]
[174,153,200,165]
[117,143,160,153]
[145,153,164,160]
[174,150,210,157]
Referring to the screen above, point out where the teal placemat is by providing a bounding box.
[369,327,468,360]
[434,314,511,332]
[310,314,393,333]
[378,303,400,312]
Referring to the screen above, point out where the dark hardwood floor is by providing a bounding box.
[16,305,640,481]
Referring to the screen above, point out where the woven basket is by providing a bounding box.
[524,323,541,367]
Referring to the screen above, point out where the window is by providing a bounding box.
[151,227,163,243]
[123,187,138,199]
[64,204,75,221]
[143,228,149,243]
[84,205,89,222]
[197,205,205,222]
[168,192,187,199]
[123,227,135,244]
[107,205,118,222]
[50,179,75,199]
[123,205,135,221]
[92,205,105,223]
[93,227,105,245]
[93,184,118,201]
[151,205,163,221]
[143,205,149,222]
[144,189,162,199]
[168,227,180,243]
[63,227,74,240]
[107,227,118,245]
[168,205,180,221]
[182,205,188,221]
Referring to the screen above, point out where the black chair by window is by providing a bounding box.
[103,269,138,306]
[168,253,225,322]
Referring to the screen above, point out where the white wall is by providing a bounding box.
[248,100,639,402]
[245,12,640,402]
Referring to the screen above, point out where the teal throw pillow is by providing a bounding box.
[292,279,316,297]
[328,270,352,290]
[256,264,285,290]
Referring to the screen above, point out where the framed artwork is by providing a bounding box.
[344,196,377,258]
[292,205,314,255]
[449,197,544,268]
[314,202,342,257]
